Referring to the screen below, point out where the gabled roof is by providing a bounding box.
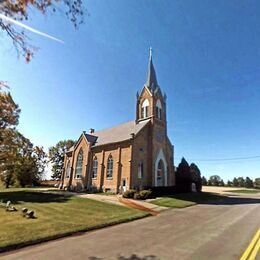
[68,119,151,152]
[91,119,150,147]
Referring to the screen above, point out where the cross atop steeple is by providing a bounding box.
[145,47,158,92]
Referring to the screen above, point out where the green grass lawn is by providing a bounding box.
[151,192,225,208]
[92,192,116,196]
[0,188,148,252]
[225,189,260,194]
[151,197,196,208]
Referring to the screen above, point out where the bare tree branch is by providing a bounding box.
[0,0,84,61]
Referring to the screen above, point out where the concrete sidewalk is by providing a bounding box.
[77,194,124,207]
[78,194,167,214]
[120,197,168,213]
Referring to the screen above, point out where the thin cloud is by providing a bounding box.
[0,14,64,44]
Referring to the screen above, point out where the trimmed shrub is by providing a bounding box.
[123,189,136,198]
[196,181,202,192]
[134,189,152,200]
[133,192,141,200]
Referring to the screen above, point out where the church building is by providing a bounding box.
[60,50,175,192]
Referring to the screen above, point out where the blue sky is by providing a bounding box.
[1,0,260,181]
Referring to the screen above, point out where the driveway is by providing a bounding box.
[1,194,260,260]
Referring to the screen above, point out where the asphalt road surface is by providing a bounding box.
[1,194,260,260]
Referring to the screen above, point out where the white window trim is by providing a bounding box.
[106,155,113,178]
[138,162,144,179]
[66,163,71,178]
[75,150,83,179]
[154,149,168,186]
[92,157,98,179]
[141,99,149,118]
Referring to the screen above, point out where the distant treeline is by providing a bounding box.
[202,175,260,189]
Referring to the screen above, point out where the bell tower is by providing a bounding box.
[136,48,167,130]
[136,48,173,187]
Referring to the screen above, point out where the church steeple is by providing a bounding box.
[145,47,159,92]
[136,48,166,124]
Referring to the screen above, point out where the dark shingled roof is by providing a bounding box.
[83,133,98,144]
[87,119,150,147]
[67,120,150,153]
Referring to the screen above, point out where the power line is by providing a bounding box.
[175,155,260,162]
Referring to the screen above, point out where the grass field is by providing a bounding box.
[0,188,148,251]
[225,189,260,194]
[151,192,225,208]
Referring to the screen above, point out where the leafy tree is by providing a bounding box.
[0,0,84,61]
[0,87,21,188]
[0,89,20,130]
[244,177,254,188]
[227,180,233,187]
[219,179,225,186]
[0,84,47,188]
[254,178,260,189]
[0,130,17,188]
[190,163,201,181]
[201,176,207,186]
[0,164,15,188]
[209,175,222,186]
[49,140,75,180]
[175,157,190,191]
[15,156,37,187]
[34,146,47,180]
[10,132,46,187]
[176,158,202,192]
[0,88,21,162]
[237,177,245,187]
[176,157,190,180]
[233,177,239,187]
[190,163,202,191]
[0,88,46,187]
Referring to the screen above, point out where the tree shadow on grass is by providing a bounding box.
[165,192,260,206]
[0,191,71,204]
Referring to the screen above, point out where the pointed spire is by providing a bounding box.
[145,47,158,92]
[149,46,152,60]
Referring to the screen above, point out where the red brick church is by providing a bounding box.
[60,49,175,192]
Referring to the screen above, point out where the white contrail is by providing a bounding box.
[0,13,64,44]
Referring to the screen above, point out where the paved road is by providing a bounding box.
[1,195,260,260]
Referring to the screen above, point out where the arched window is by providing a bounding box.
[156,99,162,120]
[141,99,149,118]
[157,159,165,186]
[75,149,83,179]
[106,155,113,178]
[92,156,98,179]
[66,161,71,178]
[138,161,144,179]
